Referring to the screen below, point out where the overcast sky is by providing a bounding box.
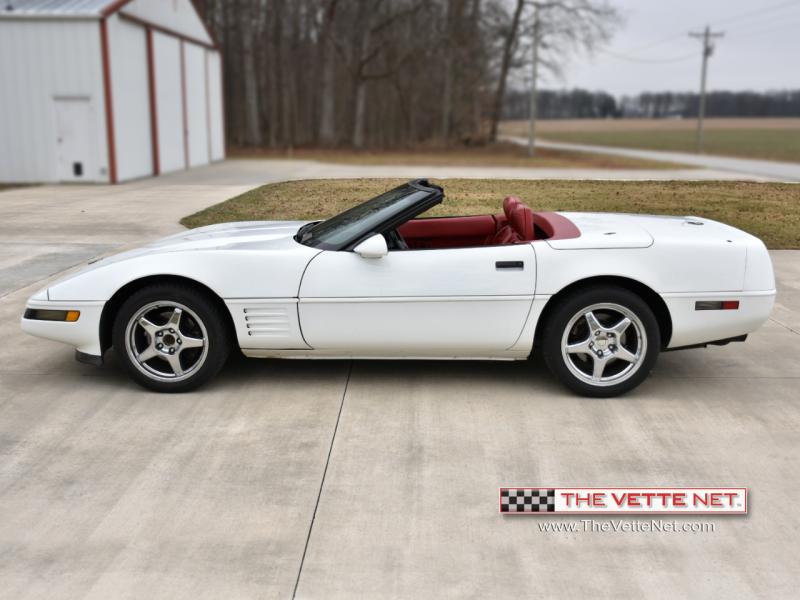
[547,0,800,96]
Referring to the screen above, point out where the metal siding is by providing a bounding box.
[183,41,209,168]
[0,19,108,182]
[107,13,152,181]
[207,49,225,161]
[0,0,117,17]
[152,30,185,173]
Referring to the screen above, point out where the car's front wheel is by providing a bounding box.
[112,284,231,392]
[541,286,661,397]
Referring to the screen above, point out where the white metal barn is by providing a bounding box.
[0,0,225,184]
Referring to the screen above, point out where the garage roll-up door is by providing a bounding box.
[152,31,185,173]
[184,42,209,167]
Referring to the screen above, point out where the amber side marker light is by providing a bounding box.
[695,301,739,311]
[24,309,81,322]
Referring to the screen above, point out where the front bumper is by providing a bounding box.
[20,298,105,357]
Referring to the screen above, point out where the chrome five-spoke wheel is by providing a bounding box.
[542,286,661,397]
[125,301,209,382]
[113,284,231,392]
[561,303,646,387]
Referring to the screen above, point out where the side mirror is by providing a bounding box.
[353,234,388,259]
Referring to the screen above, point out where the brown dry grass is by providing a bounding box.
[501,118,800,163]
[181,178,800,248]
[228,141,687,170]
[502,117,800,133]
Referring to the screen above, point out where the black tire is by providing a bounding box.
[112,283,231,393]
[541,285,661,398]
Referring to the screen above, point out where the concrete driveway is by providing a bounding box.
[1,163,799,598]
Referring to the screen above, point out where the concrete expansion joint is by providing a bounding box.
[292,360,353,599]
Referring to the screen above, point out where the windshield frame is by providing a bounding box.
[295,179,443,251]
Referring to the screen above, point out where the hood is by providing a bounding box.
[89,221,309,267]
[547,212,756,250]
[149,220,308,251]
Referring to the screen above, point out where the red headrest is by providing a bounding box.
[510,205,535,241]
[503,196,521,220]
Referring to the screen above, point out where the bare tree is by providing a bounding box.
[488,0,619,143]
[488,0,525,143]
[317,0,339,145]
[199,0,617,150]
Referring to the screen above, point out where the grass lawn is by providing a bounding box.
[539,129,800,164]
[181,178,800,249]
[229,141,688,170]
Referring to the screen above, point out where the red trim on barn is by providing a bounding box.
[100,0,134,18]
[204,49,212,162]
[188,0,221,48]
[218,50,227,159]
[180,40,189,169]
[119,11,217,49]
[99,18,117,184]
[145,27,160,176]
[102,0,220,48]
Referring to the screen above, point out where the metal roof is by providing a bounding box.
[0,0,120,18]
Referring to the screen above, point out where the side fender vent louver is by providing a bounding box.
[243,307,291,337]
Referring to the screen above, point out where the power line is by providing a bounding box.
[724,10,800,35]
[712,0,799,28]
[689,26,725,153]
[598,49,698,64]
[729,19,800,40]
[616,0,798,58]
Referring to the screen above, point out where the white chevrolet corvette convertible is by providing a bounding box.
[22,179,775,396]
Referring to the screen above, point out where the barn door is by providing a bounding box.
[54,98,93,182]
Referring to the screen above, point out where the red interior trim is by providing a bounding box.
[533,211,581,240]
[145,27,160,176]
[397,204,581,250]
[510,205,535,241]
[99,19,117,184]
[180,40,189,169]
[399,215,496,249]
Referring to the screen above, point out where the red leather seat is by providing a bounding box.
[488,197,534,245]
[488,224,521,245]
[510,205,535,241]
[503,196,521,219]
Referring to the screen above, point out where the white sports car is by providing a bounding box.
[21,179,775,396]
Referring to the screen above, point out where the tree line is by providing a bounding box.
[503,88,800,120]
[193,0,619,149]
[195,0,489,149]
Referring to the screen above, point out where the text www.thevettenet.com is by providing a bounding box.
[538,520,716,534]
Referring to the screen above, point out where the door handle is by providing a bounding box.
[496,261,524,270]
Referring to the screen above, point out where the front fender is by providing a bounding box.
[47,248,317,302]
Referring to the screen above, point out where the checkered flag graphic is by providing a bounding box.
[500,488,556,513]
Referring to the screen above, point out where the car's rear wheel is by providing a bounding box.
[541,286,660,397]
[112,284,231,392]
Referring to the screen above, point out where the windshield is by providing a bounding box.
[297,181,437,250]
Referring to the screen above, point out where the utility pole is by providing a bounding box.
[689,25,724,153]
[527,8,541,157]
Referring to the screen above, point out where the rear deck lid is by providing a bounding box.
[546,212,653,249]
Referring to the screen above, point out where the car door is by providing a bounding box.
[297,244,536,356]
